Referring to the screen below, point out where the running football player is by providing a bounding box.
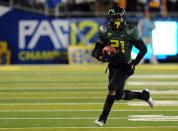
[92,6,155,127]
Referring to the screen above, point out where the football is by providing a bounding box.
[102,45,116,56]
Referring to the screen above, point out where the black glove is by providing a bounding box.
[98,52,113,62]
[126,62,135,76]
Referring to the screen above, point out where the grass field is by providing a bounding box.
[0,64,178,131]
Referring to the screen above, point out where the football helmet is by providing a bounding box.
[107,6,126,30]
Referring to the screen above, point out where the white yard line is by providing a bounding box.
[127,81,178,86]
[0,116,178,121]
[0,110,177,112]
[151,90,178,94]
[0,126,178,129]
[128,100,178,106]
[0,94,177,100]
[0,97,105,99]
[131,74,178,78]
[0,87,106,90]
[0,90,178,100]
[0,103,116,105]
[0,90,178,95]
[0,100,177,106]
[129,115,178,121]
[0,117,126,120]
[0,92,106,94]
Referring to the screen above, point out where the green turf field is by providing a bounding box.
[0,64,178,131]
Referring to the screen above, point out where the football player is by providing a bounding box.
[92,6,155,127]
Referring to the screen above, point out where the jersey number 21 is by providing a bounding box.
[110,39,125,53]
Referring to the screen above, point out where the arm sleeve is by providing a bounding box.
[131,38,147,66]
[92,25,107,61]
[92,40,105,61]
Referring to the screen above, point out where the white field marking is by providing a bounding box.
[0,103,124,105]
[0,97,105,100]
[0,92,106,94]
[151,90,178,95]
[1,73,178,78]
[0,100,178,106]
[0,110,177,112]
[0,74,177,80]
[0,89,177,100]
[0,90,178,99]
[0,95,176,100]
[128,100,178,106]
[0,95,178,100]
[130,115,164,117]
[133,90,178,95]
[131,74,178,79]
[0,117,126,120]
[0,87,108,90]
[0,81,178,88]
[0,90,178,95]
[127,81,178,86]
[129,115,178,121]
[0,86,177,91]
[0,126,178,129]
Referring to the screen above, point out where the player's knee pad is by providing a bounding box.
[108,90,116,96]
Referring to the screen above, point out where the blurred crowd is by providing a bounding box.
[0,0,178,15]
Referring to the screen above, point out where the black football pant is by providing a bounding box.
[108,63,142,100]
[99,63,143,123]
[108,64,129,99]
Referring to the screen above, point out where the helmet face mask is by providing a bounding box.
[109,16,123,29]
[108,7,126,30]
[114,18,121,29]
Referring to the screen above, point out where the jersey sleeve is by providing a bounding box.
[131,26,140,40]
[98,25,108,44]
[130,26,147,65]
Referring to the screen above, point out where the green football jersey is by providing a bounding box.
[98,24,140,63]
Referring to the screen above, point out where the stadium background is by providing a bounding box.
[0,0,178,64]
[0,0,178,130]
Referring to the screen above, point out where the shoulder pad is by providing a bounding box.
[126,25,139,39]
[125,25,136,35]
[99,25,107,33]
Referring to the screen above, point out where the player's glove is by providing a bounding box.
[98,55,110,62]
[126,62,135,76]
[98,52,113,62]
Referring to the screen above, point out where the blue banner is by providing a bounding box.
[0,6,105,64]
